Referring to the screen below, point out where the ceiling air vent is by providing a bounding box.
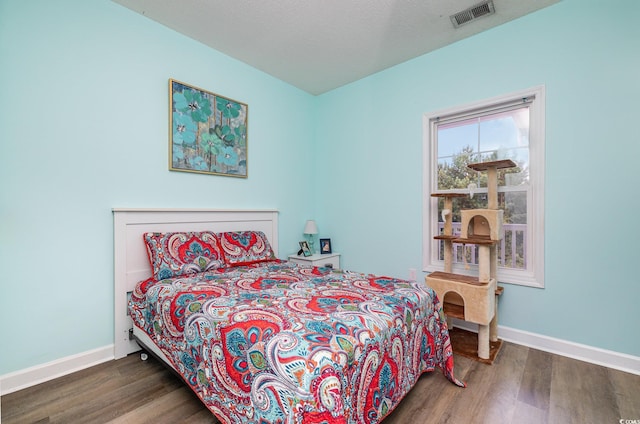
[450,0,495,28]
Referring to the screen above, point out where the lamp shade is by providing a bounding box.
[303,220,318,235]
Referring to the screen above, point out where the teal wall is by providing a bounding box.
[1,0,639,377]
[315,0,640,357]
[0,0,316,374]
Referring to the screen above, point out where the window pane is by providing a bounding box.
[478,107,529,152]
[499,191,527,224]
[437,118,478,157]
[437,106,530,190]
[437,152,479,190]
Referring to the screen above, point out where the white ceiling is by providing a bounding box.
[113,0,559,95]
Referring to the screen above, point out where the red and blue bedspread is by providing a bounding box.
[129,261,464,424]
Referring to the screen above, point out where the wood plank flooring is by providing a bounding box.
[3,341,639,424]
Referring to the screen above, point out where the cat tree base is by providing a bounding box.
[426,271,499,360]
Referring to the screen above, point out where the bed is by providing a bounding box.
[114,208,464,424]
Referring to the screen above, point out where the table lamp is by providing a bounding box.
[303,220,318,254]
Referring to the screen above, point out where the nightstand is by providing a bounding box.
[288,253,341,270]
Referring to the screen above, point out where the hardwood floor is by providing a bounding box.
[3,342,639,424]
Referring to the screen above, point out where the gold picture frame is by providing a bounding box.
[169,79,248,177]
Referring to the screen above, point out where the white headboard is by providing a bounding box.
[113,208,279,359]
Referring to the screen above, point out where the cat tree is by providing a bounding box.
[426,159,515,360]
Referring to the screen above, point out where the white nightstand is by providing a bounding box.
[288,253,341,270]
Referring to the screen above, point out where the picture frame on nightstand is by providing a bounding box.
[299,241,312,257]
[320,238,332,254]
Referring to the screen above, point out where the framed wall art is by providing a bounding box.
[169,79,248,177]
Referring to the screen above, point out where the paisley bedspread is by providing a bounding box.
[129,260,464,424]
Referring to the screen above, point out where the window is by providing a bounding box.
[422,86,545,288]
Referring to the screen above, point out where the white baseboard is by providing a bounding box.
[0,345,114,396]
[451,319,640,376]
[2,323,639,398]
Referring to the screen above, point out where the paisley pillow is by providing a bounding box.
[218,230,276,266]
[144,231,225,280]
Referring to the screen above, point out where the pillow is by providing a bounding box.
[144,231,225,280]
[218,230,276,266]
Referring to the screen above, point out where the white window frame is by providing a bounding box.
[422,85,545,288]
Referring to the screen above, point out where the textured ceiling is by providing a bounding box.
[113,0,559,95]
